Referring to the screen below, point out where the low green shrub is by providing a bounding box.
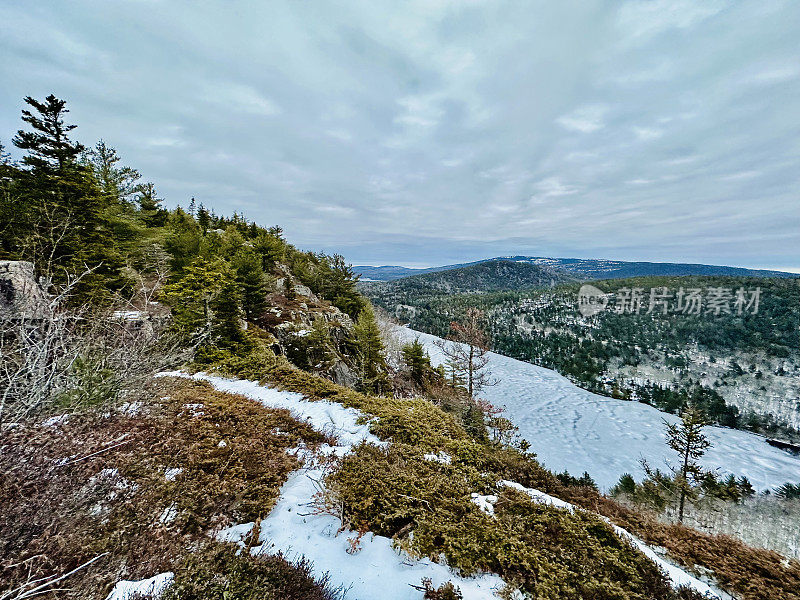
[325,442,690,600]
[162,543,344,600]
[206,354,798,600]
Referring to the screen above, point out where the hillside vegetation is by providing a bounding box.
[355,256,798,282]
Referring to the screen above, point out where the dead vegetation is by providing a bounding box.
[0,377,334,599]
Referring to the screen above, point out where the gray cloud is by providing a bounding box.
[1,0,798,270]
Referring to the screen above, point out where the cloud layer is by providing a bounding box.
[1,0,798,269]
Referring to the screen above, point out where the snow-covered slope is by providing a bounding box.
[396,327,800,492]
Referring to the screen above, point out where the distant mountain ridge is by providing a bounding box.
[355,256,798,282]
[359,260,575,295]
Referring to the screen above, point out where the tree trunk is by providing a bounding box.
[468,344,475,398]
[679,444,691,522]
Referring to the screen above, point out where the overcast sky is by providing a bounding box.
[1,1,799,269]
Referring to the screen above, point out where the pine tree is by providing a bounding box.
[136,182,168,227]
[664,404,711,522]
[197,203,211,234]
[253,231,285,269]
[11,95,123,295]
[160,257,231,339]
[402,338,431,388]
[283,275,296,301]
[211,276,246,350]
[318,254,363,318]
[233,251,269,321]
[164,207,202,273]
[86,140,141,204]
[13,95,84,172]
[352,304,388,393]
[436,308,497,398]
[0,142,19,258]
[305,318,336,373]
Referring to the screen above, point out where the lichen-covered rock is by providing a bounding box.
[0,260,48,318]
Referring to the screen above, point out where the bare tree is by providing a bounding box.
[0,266,93,425]
[121,242,171,308]
[0,264,186,426]
[1,554,108,600]
[434,308,498,398]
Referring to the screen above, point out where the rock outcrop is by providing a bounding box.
[0,261,48,319]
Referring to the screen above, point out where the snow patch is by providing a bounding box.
[112,310,145,321]
[471,493,498,516]
[424,451,452,465]
[119,401,143,416]
[499,480,575,511]
[164,467,183,482]
[219,467,505,599]
[181,402,204,417]
[41,413,69,427]
[104,572,173,600]
[159,503,178,524]
[160,371,382,448]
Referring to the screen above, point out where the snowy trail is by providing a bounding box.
[163,372,505,599]
[396,327,800,492]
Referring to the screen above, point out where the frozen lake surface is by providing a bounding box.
[398,327,800,491]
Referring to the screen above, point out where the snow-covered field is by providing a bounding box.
[396,327,800,492]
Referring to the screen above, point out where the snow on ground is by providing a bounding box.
[104,572,173,600]
[162,370,744,598]
[163,372,505,599]
[495,480,733,600]
[396,327,800,492]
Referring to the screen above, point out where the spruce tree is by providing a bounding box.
[211,276,246,351]
[253,231,285,269]
[352,305,388,393]
[664,404,711,522]
[318,254,363,318]
[161,257,231,340]
[164,207,202,273]
[197,203,211,234]
[11,95,123,295]
[233,251,269,321]
[305,318,336,373]
[86,140,141,204]
[402,338,431,388]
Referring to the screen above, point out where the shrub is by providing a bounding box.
[324,442,686,600]
[162,543,344,600]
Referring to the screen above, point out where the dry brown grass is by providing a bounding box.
[0,377,332,599]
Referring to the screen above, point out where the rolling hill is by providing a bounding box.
[359,259,575,297]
